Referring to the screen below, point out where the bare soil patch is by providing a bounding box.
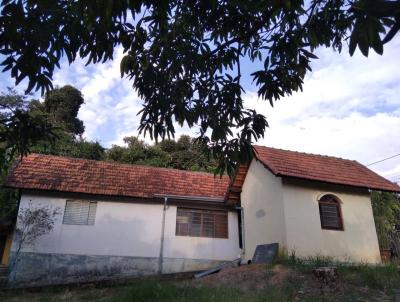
[192,263,393,301]
[193,264,291,291]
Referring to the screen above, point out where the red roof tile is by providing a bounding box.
[5,154,229,200]
[254,146,400,192]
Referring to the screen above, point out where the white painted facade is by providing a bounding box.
[12,193,240,267]
[9,158,383,286]
[240,160,286,260]
[241,159,381,263]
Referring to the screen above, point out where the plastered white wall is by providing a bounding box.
[241,159,381,264]
[240,160,286,260]
[13,194,240,261]
[282,181,381,263]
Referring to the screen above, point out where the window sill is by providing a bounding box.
[175,234,229,239]
[321,227,344,231]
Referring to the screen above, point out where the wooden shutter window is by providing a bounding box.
[176,208,228,238]
[63,200,97,225]
[318,194,343,231]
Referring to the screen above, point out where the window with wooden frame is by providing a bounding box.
[176,208,228,238]
[318,194,343,231]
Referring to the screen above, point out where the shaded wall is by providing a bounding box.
[240,160,286,261]
[9,193,240,287]
[282,178,381,263]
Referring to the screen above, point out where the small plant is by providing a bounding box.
[274,247,299,266]
[303,255,335,267]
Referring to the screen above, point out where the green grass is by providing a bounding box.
[0,281,298,302]
[274,249,338,268]
[111,282,262,302]
[0,278,385,302]
[339,263,400,291]
[1,260,399,302]
[274,249,400,291]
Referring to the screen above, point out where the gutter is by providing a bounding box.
[153,194,224,203]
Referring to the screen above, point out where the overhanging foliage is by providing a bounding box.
[1,0,399,175]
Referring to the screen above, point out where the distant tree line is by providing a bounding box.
[1,85,217,169]
[0,85,217,220]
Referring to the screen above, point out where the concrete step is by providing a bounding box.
[0,265,9,276]
[0,276,7,288]
[0,265,9,288]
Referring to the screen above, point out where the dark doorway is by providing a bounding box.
[0,234,6,263]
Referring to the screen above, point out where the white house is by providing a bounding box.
[228,146,400,263]
[3,146,400,286]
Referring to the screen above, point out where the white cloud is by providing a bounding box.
[245,37,400,180]
[52,48,143,145]
[50,36,400,182]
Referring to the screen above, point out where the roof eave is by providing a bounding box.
[280,175,400,193]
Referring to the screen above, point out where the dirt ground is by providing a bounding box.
[192,263,393,301]
[1,263,397,301]
[194,264,290,291]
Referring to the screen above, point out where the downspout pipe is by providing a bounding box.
[235,206,245,259]
[158,197,168,275]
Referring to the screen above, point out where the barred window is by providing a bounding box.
[176,208,228,238]
[63,200,97,225]
[318,194,343,231]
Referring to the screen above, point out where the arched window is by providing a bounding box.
[318,194,343,230]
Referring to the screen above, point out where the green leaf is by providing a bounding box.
[358,37,369,57]
[372,35,384,55]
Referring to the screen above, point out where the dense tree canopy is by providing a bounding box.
[0,88,56,172]
[0,85,218,219]
[1,0,400,174]
[28,86,103,160]
[0,89,53,220]
[106,135,218,172]
[42,85,85,136]
[0,86,98,219]
[371,191,400,249]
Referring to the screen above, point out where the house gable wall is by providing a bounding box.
[240,159,286,261]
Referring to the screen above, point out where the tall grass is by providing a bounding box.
[109,280,286,302]
[339,263,400,291]
[274,248,400,292]
[274,248,338,271]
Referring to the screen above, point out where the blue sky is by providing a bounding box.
[1,37,400,182]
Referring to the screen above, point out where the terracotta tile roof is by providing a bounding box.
[254,145,400,192]
[5,154,230,200]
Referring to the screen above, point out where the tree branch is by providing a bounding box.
[209,7,278,56]
[237,42,241,83]
[352,0,400,17]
